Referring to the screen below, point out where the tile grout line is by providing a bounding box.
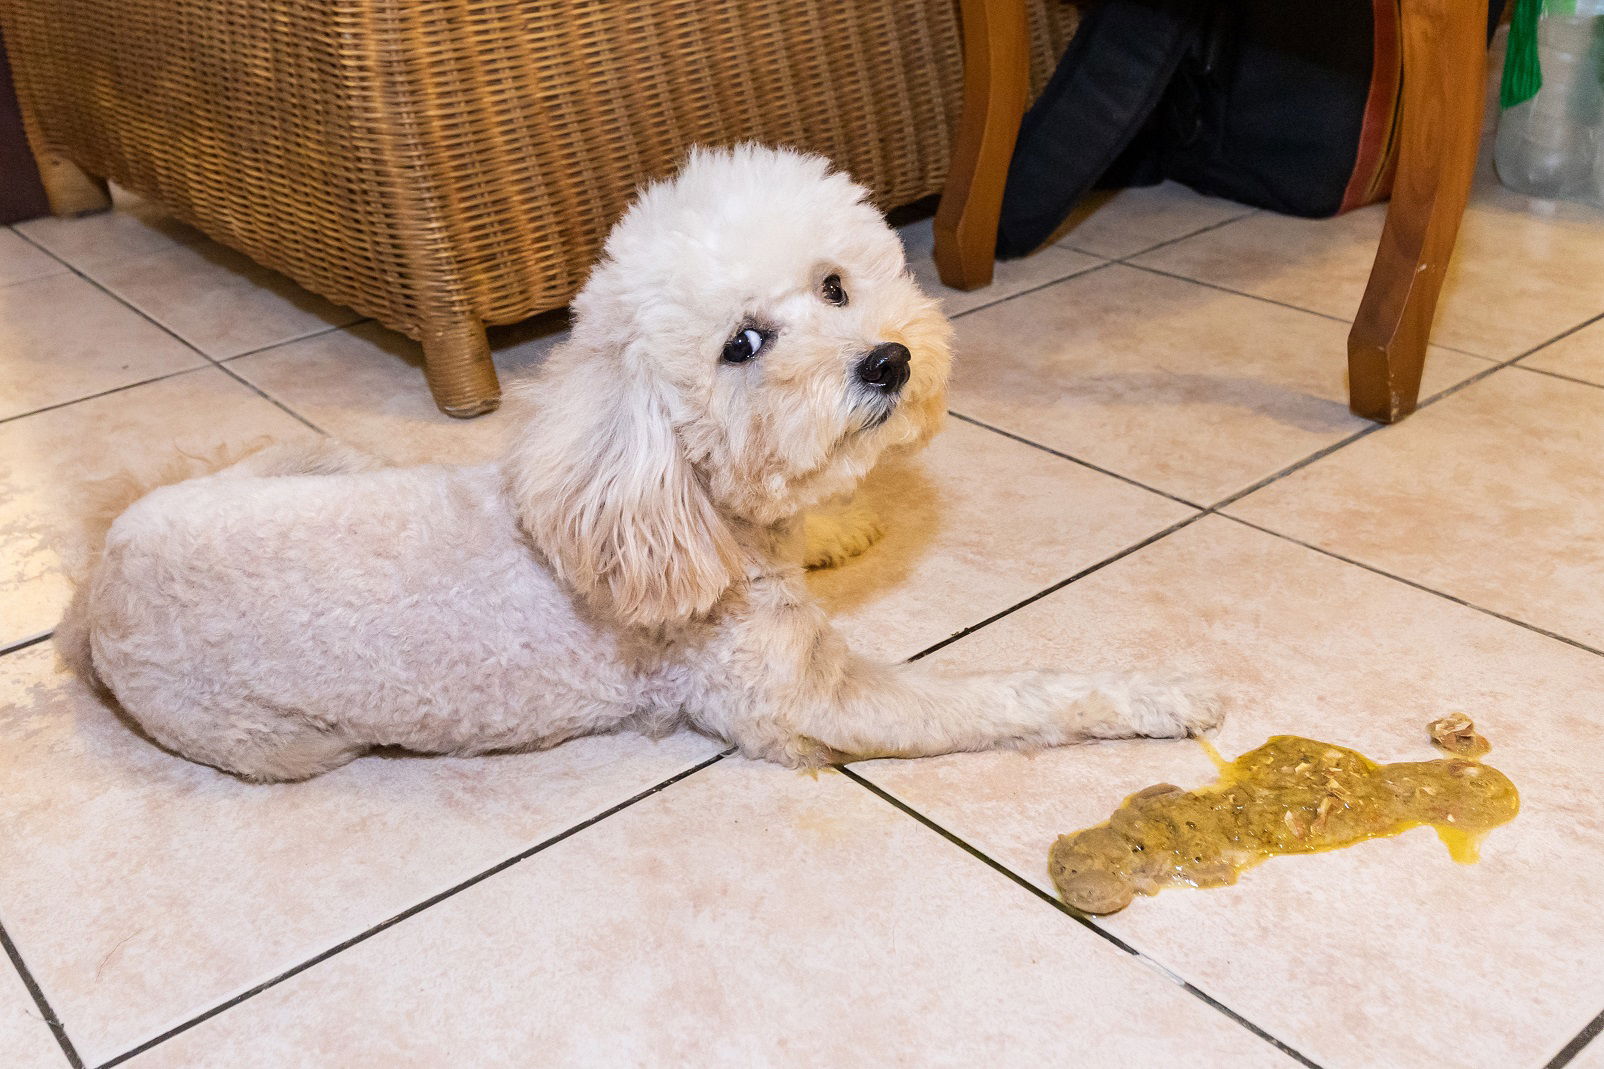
[1512,309,1604,363]
[94,747,733,1068]
[1207,424,1383,512]
[1547,1007,1604,1069]
[219,319,374,364]
[0,917,84,1069]
[948,258,1116,321]
[1514,362,1604,393]
[0,267,73,291]
[947,329,1493,521]
[955,202,1398,343]
[8,228,230,369]
[1097,204,1257,261]
[1220,513,1604,658]
[1089,210,1520,364]
[0,367,210,428]
[9,227,342,434]
[1104,260,1497,367]
[945,411,1205,509]
[1109,258,1561,366]
[946,205,1266,325]
[207,361,329,436]
[0,320,365,430]
[836,766,1324,1069]
[5,223,78,272]
[908,511,1208,663]
[951,337,1511,517]
[0,632,55,659]
[9,226,359,364]
[1114,261,1359,329]
[1508,307,1604,391]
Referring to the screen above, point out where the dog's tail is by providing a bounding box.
[54,438,383,689]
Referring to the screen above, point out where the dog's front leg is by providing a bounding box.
[686,589,1221,767]
[802,494,884,570]
[784,661,1221,766]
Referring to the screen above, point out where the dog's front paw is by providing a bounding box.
[1106,675,1225,740]
[803,498,884,570]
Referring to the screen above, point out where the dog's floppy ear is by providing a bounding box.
[505,342,742,630]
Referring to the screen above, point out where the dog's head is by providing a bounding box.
[509,144,952,627]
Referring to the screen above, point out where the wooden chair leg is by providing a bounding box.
[421,317,500,418]
[36,151,111,216]
[933,0,1030,291]
[1348,0,1486,423]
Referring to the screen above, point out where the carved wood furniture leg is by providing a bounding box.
[421,317,500,418]
[1348,0,1486,423]
[933,0,1030,291]
[36,152,111,216]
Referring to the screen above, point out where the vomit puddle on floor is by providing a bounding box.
[1050,717,1519,915]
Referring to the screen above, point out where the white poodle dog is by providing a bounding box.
[58,145,1219,782]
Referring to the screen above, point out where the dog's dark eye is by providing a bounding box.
[721,327,767,364]
[821,273,848,306]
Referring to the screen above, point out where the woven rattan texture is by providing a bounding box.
[2,1,1077,341]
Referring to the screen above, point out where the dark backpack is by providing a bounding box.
[997,0,1501,258]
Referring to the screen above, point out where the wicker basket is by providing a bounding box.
[3,0,1074,415]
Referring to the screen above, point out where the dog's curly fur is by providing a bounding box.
[58,145,1220,782]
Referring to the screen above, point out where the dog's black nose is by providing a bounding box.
[857,343,911,392]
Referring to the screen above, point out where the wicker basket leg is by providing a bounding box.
[421,318,501,418]
[36,153,112,216]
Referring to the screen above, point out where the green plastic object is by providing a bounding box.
[1502,0,1588,109]
[1502,0,1546,108]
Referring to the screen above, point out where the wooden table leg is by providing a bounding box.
[933,0,1030,291]
[1348,0,1486,423]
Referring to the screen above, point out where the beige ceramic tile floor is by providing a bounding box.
[1,153,1602,1069]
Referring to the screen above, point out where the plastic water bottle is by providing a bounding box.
[1494,4,1604,206]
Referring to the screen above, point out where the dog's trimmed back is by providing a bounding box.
[55,440,382,687]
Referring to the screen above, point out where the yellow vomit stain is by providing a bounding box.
[1050,719,1519,915]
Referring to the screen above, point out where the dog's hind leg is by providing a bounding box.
[234,728,367,780]
[141,712,367,783]
[110,682,369,783]
[224,729,366,784]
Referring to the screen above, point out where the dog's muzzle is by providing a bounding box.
[856,342,911,394]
